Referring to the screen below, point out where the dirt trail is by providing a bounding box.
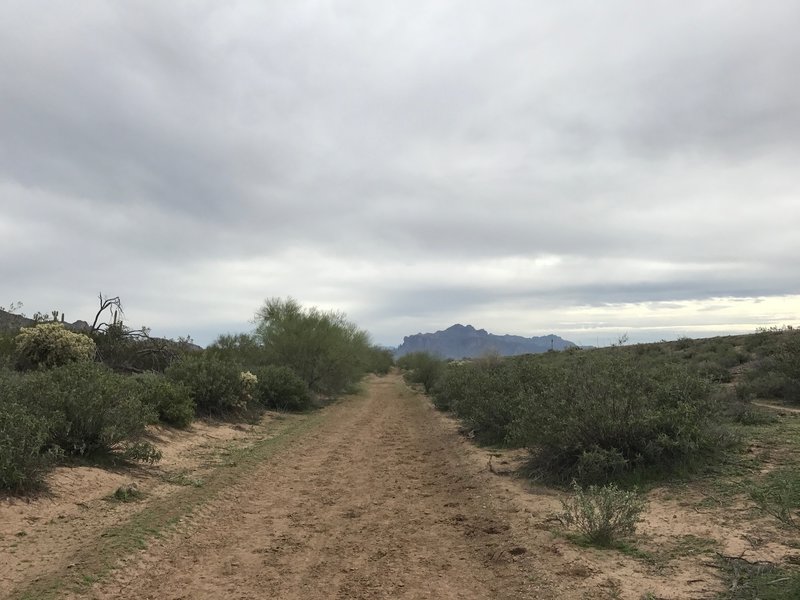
[67,374,547,600]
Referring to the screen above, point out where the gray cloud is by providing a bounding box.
[1,1,799,345]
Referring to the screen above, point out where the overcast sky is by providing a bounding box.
[1,1,799,347]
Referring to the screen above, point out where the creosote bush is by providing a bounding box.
[736,328,800,404]
[24,362,160,459]
[433,356,549,445]
[559,481,646,547]
[15,323,96,370]
[166,354,247,415]
[397,352,446,394]
[1,362,160,467]
[0,362,164,491]
[253,365,312,411]
[0,393,58,492]
[430,347,736,483]
[129,373,195,428]
[515,352,733,484]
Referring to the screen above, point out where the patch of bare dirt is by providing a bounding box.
[0,415,280,598]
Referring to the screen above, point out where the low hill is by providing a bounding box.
[395,324,577,359]
[0,308,90,334]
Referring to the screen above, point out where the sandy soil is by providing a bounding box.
[1,415,282,598]
[66,375,550,600]
[4,373,799,599]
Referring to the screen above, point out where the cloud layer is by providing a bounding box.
[1,1,799,345]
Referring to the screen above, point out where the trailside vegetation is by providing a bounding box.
[253,297,375,396]
[402,330,800,487]
[0,295,391,493]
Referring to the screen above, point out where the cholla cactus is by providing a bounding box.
[239,370,258,405]
[15,323,96,370]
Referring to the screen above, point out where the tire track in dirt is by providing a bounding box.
[70,374,546,599]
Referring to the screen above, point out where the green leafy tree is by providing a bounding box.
[206,332,265,368]
[253,297,372,396]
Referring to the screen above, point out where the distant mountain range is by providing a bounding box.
[394,324,577,359]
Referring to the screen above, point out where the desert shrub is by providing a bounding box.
[0,333,16,368]
[4,362,160,462]
[397,352,446,394]
[717,388,778,425]
[731,405,778,426]
[515,352,733,484]
[165,354,247,415]
[21,362,159,459]
[559,481,646,546]
[773,332,800,403]
[253,365,312,411]
[743,326,795,354]
[129,373,195,428]
[431,361,475,411]
[737,364,797,402]
[737,329,800,404]
[715,555,800,600]
[749,467,800,530]
[694,360,732,383]
[0,390,58,491]
[117,441,161,463]
[15,323,96,370]
[435,356,550,445]
[108,483,144,503]
[365,346,394,375]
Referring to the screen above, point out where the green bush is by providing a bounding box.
[750,467,800,529]
[2,362,160,463]
[0,391,57,491]
[774,332,800,404]
[397,352,446,394]
[253,365,312,411]
[0,333,16,369]
[365,346,394,375]
[431,361,475,411]
[694,360,732,383]
[559,481,646,546]
[433,356,549,445]
[737,366,795,401]
[725,398,778,425]
[514,352,733,484]
[165,354,247,415]
[108,483,144,503]
[129,373,195,428]
[15,323,96,370]
[20,362,159,459]
[737,329,800,404]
